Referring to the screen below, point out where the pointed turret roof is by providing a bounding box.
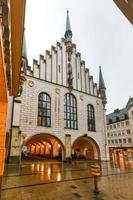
[66,10,71,32]
[22,29,27,59]
[64,10,72,42]
[99,66,106,90]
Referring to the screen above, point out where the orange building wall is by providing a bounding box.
[0,43,8,187]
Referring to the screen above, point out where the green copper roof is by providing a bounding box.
[99,66,106,89]
[126,97,133,109]
[22,29,27,58]
[64,10,72,42]
[127,102,133,109]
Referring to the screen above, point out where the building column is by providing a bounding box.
[65,134,71,160]
[103,108,110,161]
[9,127,21,162]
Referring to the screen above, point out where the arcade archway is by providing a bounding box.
[72,136,100,160]
[22,134,65,161]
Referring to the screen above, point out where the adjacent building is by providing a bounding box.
[113,0,133,24]
[106,97,133,162]
[0,0,26,190]
[9,11,109,162]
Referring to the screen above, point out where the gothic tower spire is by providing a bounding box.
[22,29,27,59]
[99,66,106,90]
[17,29,27,96]
[19,29,27,96]
[99,66,106,106]
[21,29,28,74]
[64,10,72,42]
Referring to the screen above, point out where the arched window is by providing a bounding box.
[64,93,77,129]
[38,93,51,127]
[87,104,95,131]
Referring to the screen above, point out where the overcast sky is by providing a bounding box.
[25,0,133,114]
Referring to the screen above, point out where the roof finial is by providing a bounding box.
[65,10,72,42]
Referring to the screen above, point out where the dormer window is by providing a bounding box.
[120,114,125,120]
[112,116,116,122]
[109,119,112,124]
[116,116,119,121]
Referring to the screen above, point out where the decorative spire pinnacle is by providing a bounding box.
[99,66,106,90]
[64,10,72,42]
[22,29,27,59]
[98,66,106,106]
[66,10,71,31]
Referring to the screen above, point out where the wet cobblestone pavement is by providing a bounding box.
[1,160,133,200]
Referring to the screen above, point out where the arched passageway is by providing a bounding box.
[22,134,65,161]
[72,136,100,160]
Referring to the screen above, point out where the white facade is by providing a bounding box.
[10,26,108,161]
[106,99,133,162]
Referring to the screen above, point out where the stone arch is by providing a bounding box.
[72,135,101,160]
[22,133,65,161]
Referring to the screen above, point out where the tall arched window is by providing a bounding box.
[64,93,77,129]
[38,93,51,127]
[87,104,95,131]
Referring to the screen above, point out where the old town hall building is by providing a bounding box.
[9,11,108,162]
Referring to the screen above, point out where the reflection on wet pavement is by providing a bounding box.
[1,158,133,200]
